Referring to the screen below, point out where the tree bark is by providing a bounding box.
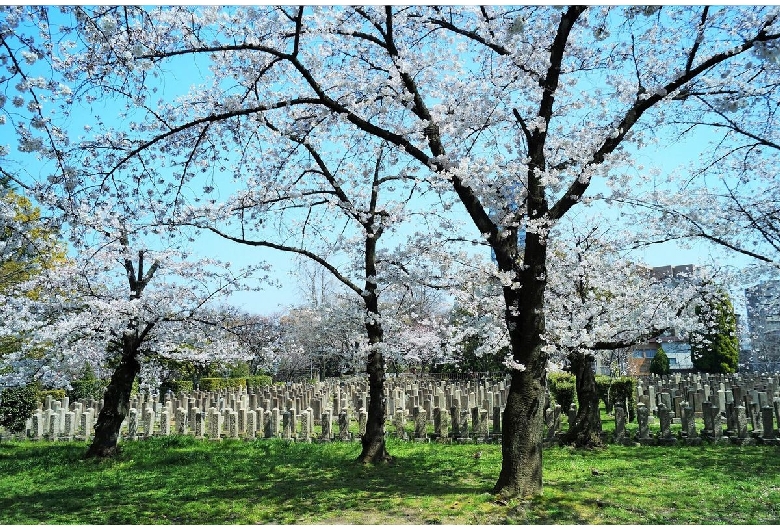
[86,249,155,458]
[493,354,547,498]
[561,350,603,448]
[358,318,391,463]
[357,220,392,464]
[85,334,140,458]
[492,234,548,498]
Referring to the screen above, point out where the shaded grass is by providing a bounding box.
[1,436,779,524]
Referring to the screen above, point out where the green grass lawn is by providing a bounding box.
[1,436,779,524]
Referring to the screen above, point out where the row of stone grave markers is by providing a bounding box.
[14,372,780,445]
[16,375,513,442]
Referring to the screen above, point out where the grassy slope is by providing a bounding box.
[1,436,779,524]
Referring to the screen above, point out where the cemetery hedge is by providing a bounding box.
[596,376,635,415]
[160,375,272,394]
[0,384,66,433]
[548,372,576,410]
[0,385,38,433]
[0,436,778,524]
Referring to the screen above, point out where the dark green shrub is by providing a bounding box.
[160,380,194,395]
[610,377,635,409]
[69,379,107,402]
[548,372,576,410]
[0,384,38,433]
[199,377,248,391]
[68,363,107,402]
[37,389,66,404]
[595,375,612,412]
[228,362,251,378]
[246,375,272,389]
[650,347,671,375]
[594,375,636,416]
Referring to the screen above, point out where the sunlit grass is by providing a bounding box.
[1,436,779,524]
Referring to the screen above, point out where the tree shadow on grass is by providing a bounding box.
[0,438,500,524]
[539,445,780,525]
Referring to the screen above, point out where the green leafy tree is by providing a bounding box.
[691,292,739,374]
[649,347,670,375]
[1,183,67,360]
[0,384,38,433]
[0,186,66,293]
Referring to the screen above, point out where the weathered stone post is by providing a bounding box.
[459,409,470,441]
[614,404,627,444]
[761,406,778,445]
[657,402,676,446]
[175,407,188,435]
[299,410,311,443]
[246,410,257,440]
[63,411,76,442]
[282,410,292,440]
[358,408,368,438]
[321,410,332,441]
[29,411,43,440]
[683,402,700,445]
[209,409,221,440]
[435,408,449,441]
[701,401,715,439]
[479,409,489,440]
[338,410,350,441]
[127,408,138,441]
[414,406,427,441]
[194,411,205,438]
[159,409,171,436]
[393,409,406,440]
[269,408,279,438]
[567,403,577,433]
[143,407,154,438]
[732,405,753,445]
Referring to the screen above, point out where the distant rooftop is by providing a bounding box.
[650,264,695,280]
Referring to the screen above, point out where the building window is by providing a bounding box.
[668,357,677,365]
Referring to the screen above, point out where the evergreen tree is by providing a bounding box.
[649,347,670,375]
[691,291,739,374]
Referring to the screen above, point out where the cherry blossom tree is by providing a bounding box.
[544,216,719,446]
[5,5,780,497]
[446,215,722,446]
[0,223,262,456]
[624,31,780,272]
[276,298,366,381]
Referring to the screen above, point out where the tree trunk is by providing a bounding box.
[358,324,391,464]
[357,223,391,464]
[561,350,603,448]
[492,234,548,498]
[493,354,547,498]
[85,336,139,458]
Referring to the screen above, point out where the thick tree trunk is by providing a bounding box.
[357,322,391,463]
[493,354,547,498]
[492,234,548,498]
[85,336,140,458]
[562,350,603,448]
[357,223,391,464]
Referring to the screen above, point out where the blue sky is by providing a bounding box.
[2,6,763,317]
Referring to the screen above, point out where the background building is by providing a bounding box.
[745,280,780,372]
[627,265,696,376]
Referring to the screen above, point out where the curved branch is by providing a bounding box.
[197,225,363,296]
